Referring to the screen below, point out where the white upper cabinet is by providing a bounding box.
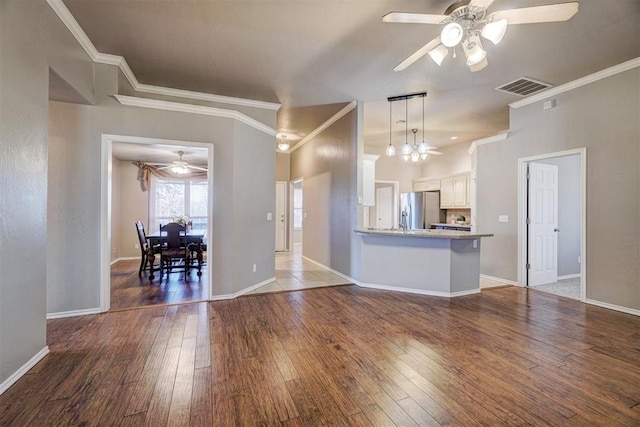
[440,173,470,209]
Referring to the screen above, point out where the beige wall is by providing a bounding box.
[477,68,639,311]
[421,141,473,178]
[367,147,423,193]
[276,152,290,182]
[290,110,358,276]
[113,160,149,259]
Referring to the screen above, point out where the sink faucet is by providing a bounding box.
[400,211,408,230]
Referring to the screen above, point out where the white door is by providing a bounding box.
[275,181,286,251]
[376,186,393,229]
[528,163,559,286]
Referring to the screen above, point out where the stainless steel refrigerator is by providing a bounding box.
[400,192,444,230]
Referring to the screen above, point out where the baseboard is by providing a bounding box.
[558,274,581,280]
[302,255,482,298]
[46,307,102,319]
[585,299,640,317]
[480,274,520,287]
[357,281,481,298]
[210,277,276,301]
[0,346,49,396]
[110,256,141,266]
[301,256,354,284]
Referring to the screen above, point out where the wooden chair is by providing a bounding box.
[159,222,191,279]
[135,220,161,276]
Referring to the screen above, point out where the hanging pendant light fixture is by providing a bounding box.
[400,97,412,158]
[385,101,395,156]
[386,92,429,162]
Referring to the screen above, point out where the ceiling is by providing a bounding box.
[112,142,208,166]
[64,0,639,150]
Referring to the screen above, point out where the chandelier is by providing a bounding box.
[385,92,433,162]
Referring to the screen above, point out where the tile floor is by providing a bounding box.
[249,244,351,295]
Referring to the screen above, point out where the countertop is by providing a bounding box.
[355,228,493,239]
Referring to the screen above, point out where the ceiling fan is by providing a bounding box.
[148,151,207,175]
[383,0,579,72]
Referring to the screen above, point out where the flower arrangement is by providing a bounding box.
[172,215,190,226]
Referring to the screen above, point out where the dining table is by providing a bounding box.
[145,229,206,280]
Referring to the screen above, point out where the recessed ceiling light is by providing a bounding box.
[450,136,458,140]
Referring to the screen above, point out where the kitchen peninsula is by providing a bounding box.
[355,228,493,297]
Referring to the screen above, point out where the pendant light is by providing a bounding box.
[385,101,395,156]
[418,95,429,156]
[277,135,290,151]
[400,97,412,157]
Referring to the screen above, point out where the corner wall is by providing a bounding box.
[290,109,358,276]
[477,67,640,311]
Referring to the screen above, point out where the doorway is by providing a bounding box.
[101,134,214,312]
[275,181,287,251]
[518,148,586,301]
[369,181,399,229]
[290,178,303,252]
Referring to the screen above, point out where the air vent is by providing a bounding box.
[495,77,553,97]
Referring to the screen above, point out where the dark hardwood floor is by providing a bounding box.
[1,285,639,425]
[110,259,206,311]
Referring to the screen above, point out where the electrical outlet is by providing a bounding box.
[578,256,581,264]
[252,264,257,273]
[473,239,477,249]
[267,212,272,221]
[498,215,509,223]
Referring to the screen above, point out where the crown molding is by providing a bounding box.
[289,101,357,153]
[510,57,640,109]
[46,0,281,111]
[468,132,509,154]
[113,95,277,136]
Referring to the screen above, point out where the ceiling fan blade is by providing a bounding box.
[468,0,495,10]
[394,37,442,72]
[426,150,443,155]
[382,12,447,24]
[491,2,578,25]
[188,165,208,172]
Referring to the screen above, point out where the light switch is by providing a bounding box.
[358,196,363,205]
[304,212,307,218]
[267,212,272,221]
[498,215,509,223]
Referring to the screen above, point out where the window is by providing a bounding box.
[149,177,208,233]
[292,183,303,230]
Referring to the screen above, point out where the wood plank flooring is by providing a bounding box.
[1,285,640,425]
[110,259,205,310]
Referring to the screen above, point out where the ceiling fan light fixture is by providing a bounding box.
[421,153,429,160]
[427,44,449,66]
[464,37,487,66]
[277,135,290,151]
[481,18,507,45]
[440,22,464,47]
[410,151,420,162]
[402,154,410,162]
[171,164,190,175]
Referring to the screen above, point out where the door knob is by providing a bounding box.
[554,228,560,232]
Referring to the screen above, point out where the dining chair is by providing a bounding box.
[159,222,190,279]
[135,220,161,276]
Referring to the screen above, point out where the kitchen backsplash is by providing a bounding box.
[445,209,471,225]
